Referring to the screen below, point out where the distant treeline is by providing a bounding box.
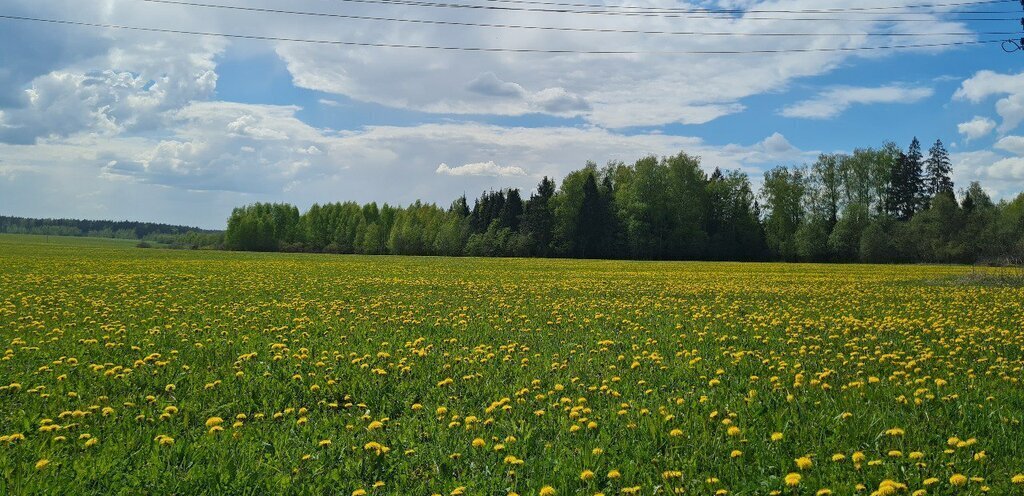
[225,138,1024,264]
[0,215,223,249]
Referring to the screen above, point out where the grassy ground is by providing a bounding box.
[1,234,1022,495]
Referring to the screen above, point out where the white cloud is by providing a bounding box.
[995,94,1024,133]
[0,0,223,144]
[780,84,933,119]
[955,70,1024,134]
[987,157,1024,181]
[957,116,996,141]
[0,95,816,225]
[994,135,1024,155]
[953,70,1024,103]
[436,161,528,177]
[951,149,1024,199]
[466,73,527,99]
[1,0,1014,226]
[271,0,973,128]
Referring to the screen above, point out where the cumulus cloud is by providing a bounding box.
[957,116,997,141]
[994,135,1024,155]
[0,0,1012,226]
[102,102,336,192]
[951,149,1024,199]
[466,73,527,99]
[953,70,1024,103]
[955,70,1024,133]
[272,0,973,127]
[0,96,816,225]
[780,84,933,119]
[0,0,223,144]
[436,161,529,177]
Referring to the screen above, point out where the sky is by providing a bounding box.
[1,0,1023,229]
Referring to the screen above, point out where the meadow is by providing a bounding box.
[1,234,1023,495]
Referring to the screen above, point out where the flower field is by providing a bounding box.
[1,234,1023,495]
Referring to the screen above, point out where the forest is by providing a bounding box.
[0,216,221,249]
[223,138,1024,264]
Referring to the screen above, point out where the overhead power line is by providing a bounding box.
[135,0,1016,36]
[428,0,1016,13]
[310,0,1020,20]
[141,0,1020,15]
[0,14,1005,53]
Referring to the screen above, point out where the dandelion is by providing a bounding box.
[784,473,801,487]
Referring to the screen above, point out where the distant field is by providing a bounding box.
[1,235,1022,494]
[0,233,141,248]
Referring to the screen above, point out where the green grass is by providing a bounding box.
[1,236,1022,495]
[0,233,142,249]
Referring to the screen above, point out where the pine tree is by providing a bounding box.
[925,139,954,203]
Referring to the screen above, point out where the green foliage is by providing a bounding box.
[215,144,1020,265]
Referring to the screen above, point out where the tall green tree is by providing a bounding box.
[925,139,954,203]
[886,138,925,221]
[521,176,556,257]
[761,166,806,261]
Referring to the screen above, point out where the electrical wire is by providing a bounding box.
[0,14,1006,53]
[142,0,1022,15]
[308,0,1020,20]
[135,0,1016,36]
[384,0,1017,13]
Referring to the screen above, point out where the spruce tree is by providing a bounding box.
[885,139,925,220]
[925,139,954,202]
[521,177,556,256]
[906,137,925,214]
[577,172,602,258]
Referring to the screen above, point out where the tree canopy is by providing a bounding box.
[220,139,1024,264]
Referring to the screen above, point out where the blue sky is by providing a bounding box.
[1,0,1023,228]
